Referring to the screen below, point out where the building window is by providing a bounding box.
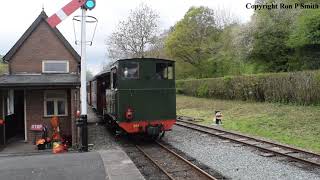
[42,60,69,73]
[44,90,68,117]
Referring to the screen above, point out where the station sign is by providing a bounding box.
[30,124,43,131]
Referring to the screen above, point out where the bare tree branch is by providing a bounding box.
[106,3,160,60]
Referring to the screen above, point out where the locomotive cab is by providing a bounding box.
[104,58,176,137]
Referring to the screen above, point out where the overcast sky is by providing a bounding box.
[0,0,254,75]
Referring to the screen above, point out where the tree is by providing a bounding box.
[287,9,320,70]
[106,4,160,60]
[247,0,320,72]
[0,55,8,75]
[165,6,220,68]
[145,30,170,59]
[248,0,297,72]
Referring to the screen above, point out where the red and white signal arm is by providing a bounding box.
[47,0,87,28]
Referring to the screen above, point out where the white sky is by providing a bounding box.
[0,0,254,75]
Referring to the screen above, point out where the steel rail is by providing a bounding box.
[155,141,217,180]
[177,117,320,158]
[136,142,217,180]
[176,119,320,167]
[136,145,175,180]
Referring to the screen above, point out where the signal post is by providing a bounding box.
[47,0,96,152]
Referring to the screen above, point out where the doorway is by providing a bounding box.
[13,90,25,138]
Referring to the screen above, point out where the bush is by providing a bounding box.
[196,83,209,97]
[176,71,320,105]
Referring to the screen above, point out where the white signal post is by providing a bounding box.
[47,0,96,151]
[80,8,87,115]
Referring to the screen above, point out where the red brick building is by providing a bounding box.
[0,11,80,146]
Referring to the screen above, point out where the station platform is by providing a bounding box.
[0,149,145,180]
[99,149,145,180]
[0,106,145,180]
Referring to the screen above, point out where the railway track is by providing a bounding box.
[136,141,218,180]
[176,116,320,168]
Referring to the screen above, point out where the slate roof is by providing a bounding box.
[3,11,80,62]
[0,74,80,87]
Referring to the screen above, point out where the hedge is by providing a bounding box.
[176,71,320,105]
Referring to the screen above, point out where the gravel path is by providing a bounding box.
[163,126,320,180]
[88,124,119,150]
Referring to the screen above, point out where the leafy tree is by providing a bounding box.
[249,5,296,72]
[287,9,320,70]
[0,55,8,75]
[145,31,170,59]
[166,6,246,79]
[106,4,160,60]
[165,6,220,68]
[248,0,320,72]
[288,10,320,47]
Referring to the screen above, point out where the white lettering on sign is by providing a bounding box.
[30,124,43,131]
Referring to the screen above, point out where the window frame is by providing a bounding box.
[42,60,69,73]
[121,62,140,80]
[111,67,118,90]
[44,90,68,117]
[155,62,174,80]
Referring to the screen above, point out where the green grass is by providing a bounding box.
[176,95,320,153]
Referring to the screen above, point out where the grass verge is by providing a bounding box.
[176,95,320,153]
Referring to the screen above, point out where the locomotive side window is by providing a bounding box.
[155,63,174,80]
[121,62,139,79]
[111,68,117,89]
[167,63,173,80]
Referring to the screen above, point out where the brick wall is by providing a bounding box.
[9,21,78,74]
[26,89,73,144]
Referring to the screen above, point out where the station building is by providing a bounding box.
[0,11,80,146]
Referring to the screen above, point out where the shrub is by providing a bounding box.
[196,83,209,97]
[176,70,320,105]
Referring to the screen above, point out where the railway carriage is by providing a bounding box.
[89,58,176,137]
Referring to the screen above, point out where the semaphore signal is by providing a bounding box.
[83,0,96,10]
